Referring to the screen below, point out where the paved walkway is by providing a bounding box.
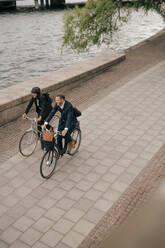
[0,60,165,248]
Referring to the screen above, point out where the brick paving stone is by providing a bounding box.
[32,241,50,248]
[4,170,19,179]
[14,186,32,198]
[84,208,105,224]
[53,218,74,234]
[13,216,34,232]
[71,157,85,167]
[85,158,99,167]
[100,158,116,167]
[85,172,101,183]
[7,204,27,220]
[84,189,102,202]
[126,165,142,176]
[20,170,36,180]
[0,186,14,197]
[49,188,66,200]
[31,187,50,200]
[0,227,22,244]
[3,194,20,208]
[38,197,56,210]
[94,165,108,175]
[74,219,95,236]
[26,206,45,221]
[116,158,132,168]
[68,172,84,183]
[20,195,38,209]
[102,173,118,183]
[103,188,122,202]
[33,217,54,233]
[62,230,84,248]
[0,240,8,248]
[94,198,114,212]
[115,145,129,154]
[74,198,94,212]
[92,151,107,160]
[0,215,15,231]
[0,176,8,187]
[41,179,59,190]
[55,243,70,248]
[118,172,135,184]
[64,208,85,223]
[25,178,42,190]
[20,228,42,246]
[67,188,84,201]
[76,180,93,192]
[45,206,65,222]
[59,180,75,191]
[40,230,63,247]
[9,240,30,248]
[140,151,154,161]
[111,181,129,193]
[57,198,76,211]
[93,181,110,192]
[123,151,139,160]
[77,165,92,175]
[110,165,126,175]
[9,177,25,189]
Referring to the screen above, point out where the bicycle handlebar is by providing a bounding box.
[24,116,36,121]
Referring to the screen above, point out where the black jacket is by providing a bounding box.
[46,100,76,131]
[25,94,52,119]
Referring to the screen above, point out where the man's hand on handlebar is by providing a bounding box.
[62,130,68,137]
[36,116,42,123]
[42,124,46,130]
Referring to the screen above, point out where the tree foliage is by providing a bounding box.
[62,0,165,52]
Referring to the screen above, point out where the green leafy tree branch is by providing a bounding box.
[62,0,165,52]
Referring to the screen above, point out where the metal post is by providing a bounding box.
[46,0,49,8]
[34,0,39,9]
[40,0,44,9]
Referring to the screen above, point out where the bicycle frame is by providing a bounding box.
[24,117,43,136]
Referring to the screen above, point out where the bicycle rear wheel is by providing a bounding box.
[40,149,58,179]
[68,128,81,156]
[19,130,38,157]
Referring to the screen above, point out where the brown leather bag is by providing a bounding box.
[42,131,54,142]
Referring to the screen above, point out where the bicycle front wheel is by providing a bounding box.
[40,149,58,179]
[19,130,38,157]
[68,128,81,156]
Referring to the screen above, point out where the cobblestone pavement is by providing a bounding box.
[0,58,165,247]
[1,29,165,164]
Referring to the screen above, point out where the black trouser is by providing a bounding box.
[57,126,75,154]
[37,112,51,137]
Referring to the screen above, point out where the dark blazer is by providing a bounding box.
[46,100,76,131]
[25,94,52,119]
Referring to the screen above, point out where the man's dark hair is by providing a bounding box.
[56,94,65,100]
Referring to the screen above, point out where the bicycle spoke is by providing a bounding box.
[19,130,38,157]
[40,150,58,179]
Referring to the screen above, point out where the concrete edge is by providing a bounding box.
[0,52,125,126]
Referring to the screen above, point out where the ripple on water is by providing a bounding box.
[0,8,164,89]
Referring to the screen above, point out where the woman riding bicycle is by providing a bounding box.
[22,87,53,136]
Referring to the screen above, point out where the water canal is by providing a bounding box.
[0,1,164,89]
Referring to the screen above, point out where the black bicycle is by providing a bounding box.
[40,122,81,179]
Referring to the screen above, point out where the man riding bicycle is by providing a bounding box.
[22,87,53,136]
[42,94,76,156]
